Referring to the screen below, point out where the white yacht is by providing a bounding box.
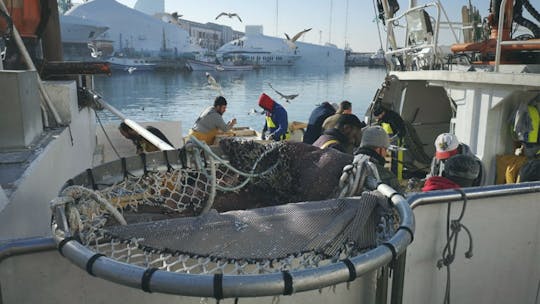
[64,0,193,61]
[217,34,345,67]
[59,15,108,44]
[217,34,300,66]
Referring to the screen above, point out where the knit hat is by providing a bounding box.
[336,114,365,129]
[258,93,275,111]
[444,154,480,184]
[372,104,386,116]
[435,133,460,160]
[360,126,390,149]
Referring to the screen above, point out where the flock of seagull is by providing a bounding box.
[94,10,307,106]
[204,71,300,115]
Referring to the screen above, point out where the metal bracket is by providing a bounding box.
[0,37,6,61]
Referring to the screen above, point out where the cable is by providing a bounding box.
[95,111,121,160]
[437,189,474,304]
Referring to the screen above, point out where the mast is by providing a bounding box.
[329,0,333,43]
[275,0,278,37]
[344,0,349,49]
[372,0,384,50]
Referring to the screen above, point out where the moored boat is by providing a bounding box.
[107,55,156,71]
[186,58,254,72]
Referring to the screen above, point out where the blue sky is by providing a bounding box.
[114,0,486,52]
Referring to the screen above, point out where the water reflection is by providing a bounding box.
[94,66,386,134]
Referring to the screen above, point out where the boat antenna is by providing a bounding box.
[329,0,333,43]
[275,0,278,37]
[372,0,384,51]
[344,0,349,49]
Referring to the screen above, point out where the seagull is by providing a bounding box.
[215,12,243,22]
[248,108,264,115]
[206,72,223,94]
[267,83,299,103]
[88,44,102,58]
[284,28,312,49]
[126,67,137,74]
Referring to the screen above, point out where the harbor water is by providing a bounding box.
[94,66,387,135]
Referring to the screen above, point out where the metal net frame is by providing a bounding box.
[51,138,415,297]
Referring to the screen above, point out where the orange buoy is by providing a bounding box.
[5,0,41,38]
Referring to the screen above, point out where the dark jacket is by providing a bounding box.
[137,126,173,153]
[303,102,336,144]
[355,147,402,191]
[312,128,349,153]
[379,109,406,138]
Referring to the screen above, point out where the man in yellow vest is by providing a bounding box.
[258,93,289,141]
[189,96,237,145]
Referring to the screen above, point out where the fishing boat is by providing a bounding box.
[107,54,156,71]
[0,1,539,304]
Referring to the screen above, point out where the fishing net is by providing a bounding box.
[52,137,398,277]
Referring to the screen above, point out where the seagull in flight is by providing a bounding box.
[206,72,223,94]
[267,83,299,103]
[126,67,137,74]
[215,12,243,22]
[88,43,102,58]
[248,108,264,115]
[284,28,312,49]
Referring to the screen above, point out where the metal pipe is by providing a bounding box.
[408,182,540,209]
[499,40,540,46]
[0,237,56,264]
[390,251,407,304]
[0,0,63,125]
[94,94,175,151]
[494,0,507,72]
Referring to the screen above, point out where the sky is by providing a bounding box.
[111,0,487,52]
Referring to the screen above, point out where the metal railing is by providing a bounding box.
[87,89,175,151]
[384,1,460,71]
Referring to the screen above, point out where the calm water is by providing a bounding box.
[94,66,387,135]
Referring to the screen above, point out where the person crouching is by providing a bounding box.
[422,154,481,191]
[312,114,365,154]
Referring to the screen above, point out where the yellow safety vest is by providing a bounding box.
[526,105,539,143]
[320,139,339,149]
[266,116,290,140]
[381,122,394,135]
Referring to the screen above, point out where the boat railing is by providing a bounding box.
[493,0,540,72]
[85,88,175,151]
[384,1,461,71]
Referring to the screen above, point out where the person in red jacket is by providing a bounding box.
[422,154,480,192]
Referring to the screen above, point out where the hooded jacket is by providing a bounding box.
[303,102,336,144]
[258,93,289,140]
[422,176,461,192]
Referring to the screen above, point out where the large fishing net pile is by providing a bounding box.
[53,138,397,275]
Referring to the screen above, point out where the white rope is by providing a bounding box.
[338,154,381,198]
[61,185,127,226]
